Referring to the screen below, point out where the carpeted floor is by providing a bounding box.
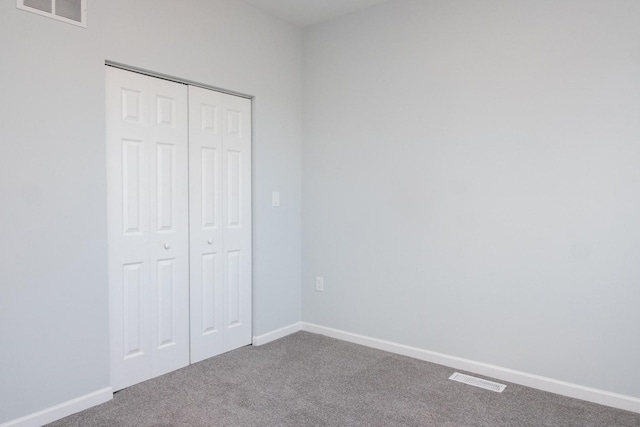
[48,331,640,427]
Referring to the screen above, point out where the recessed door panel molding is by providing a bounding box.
[226,109,241,137]
[156,96,176,128]
[226,250,241,327]
[201,104,218,132]
[122,90,143,123]
[157,258,175,349]
[201,147,218,229]
[107,66,189,391]
[201,253,218,335]
[156,142,175,232]
[122,139,144,235]
[226,151,241,228]
[123,262,144,359]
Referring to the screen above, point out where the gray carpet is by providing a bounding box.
[48,331,640,427]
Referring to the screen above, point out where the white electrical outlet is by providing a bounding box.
[272,191,280,207]
[315,276,324,292]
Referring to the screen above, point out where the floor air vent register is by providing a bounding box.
[449,372,507,393]
[17,0,86,27]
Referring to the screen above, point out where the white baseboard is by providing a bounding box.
[5,325,637,426]
[0,387,113,427]
[301,322,640,414]
[252,322,302,346]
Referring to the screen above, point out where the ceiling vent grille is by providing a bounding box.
[17,0,86,28]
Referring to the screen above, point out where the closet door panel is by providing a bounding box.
[189,88,252,360]
[189,86,224,363]
[107,67,153,391]
[107,67,189,390]
[148,78,190,377]
[221,94,252,352]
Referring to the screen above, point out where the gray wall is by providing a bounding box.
[302,0,640,397]
[0,0,302,422]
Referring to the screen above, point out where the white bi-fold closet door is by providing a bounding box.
[188,86,252,363]
[106,67,252,392]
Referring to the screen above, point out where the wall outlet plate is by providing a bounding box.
[315,276,324,292]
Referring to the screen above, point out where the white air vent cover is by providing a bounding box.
[449,372,506,393]
[17,0,86,28]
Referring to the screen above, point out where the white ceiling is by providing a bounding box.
[243,0,393,27]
